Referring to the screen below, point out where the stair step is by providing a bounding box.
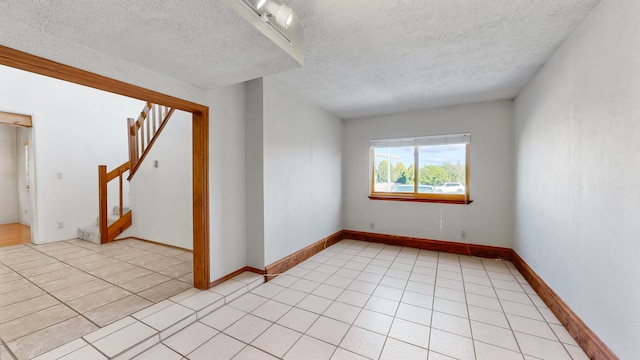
[77,225,101,244]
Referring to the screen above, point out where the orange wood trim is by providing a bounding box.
[192,108,210,290]
[0,45,204,113]
[106,211,132,242]
[98,165,108,244]
[509,251,619,360]
[0,45,210,290]
[368,196,473,204]
[342,230,512,259]
[265,230,344,280]
[209,266,265,288]
[128,107,175,180]
[0,111,32,127]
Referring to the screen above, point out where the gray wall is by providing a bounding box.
[0,125,18,224]
[513,0,638,358]
[343,101,514,248]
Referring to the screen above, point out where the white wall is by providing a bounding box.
[513,1,638,358]
[122,110,193,250]
[344,101,513,247]
[207,83,251,279]
[0,125,18,224]
[262,78,344,265]
[0,65,144,243]
[16,127,32,225]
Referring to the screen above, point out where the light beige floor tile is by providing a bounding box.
[283,335,335,360]
[0,272,23,284]
[0,284,45,306]
[235,345,280,360]
[6,316,98,360]
[379,337,428,360]
[187,333,244,360]
[66,286,131,313]
[251,323,301,358]
[277,308,318,333]
[306,316,350,345]
[0,294,60,323]
[1,303,77,341]
[39,272,97,293]
[431,311,471,338]
[78,258,131,273]
[470,320,519,351]
[50,278,112,302]
[157,262,193,278]
[139,303,194,332]
[200,305,247,331]
[92,321,157,358]
[126,253,169,268]
[429,328,475,360]
[100,266,152,284]
[83,295,153,327]
[28,267,83,285]
[138,279,192,303]
[134,343,181,360]
[0,278,34,295]
[117,272,171,293]
[474,340,524,360]
[57,345,107,360]
[224,314,272,343]
[140,257,184,272]
[31,338,86,360]
[339,326,386,360]
[163,322,218,356]
[353,309,393,335]
[513,331,572,360]
[11,256,58,273]
[252,300,292,322]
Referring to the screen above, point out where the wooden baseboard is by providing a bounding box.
[509,251,618,360]
[342,230,512,260]
[209,266,264,288]
[260,229,617,359]
[264,230,343,280]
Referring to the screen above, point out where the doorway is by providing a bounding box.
[0,45,210,289]
[0,114,34,246]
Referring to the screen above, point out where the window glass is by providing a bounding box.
[370,134,470,202]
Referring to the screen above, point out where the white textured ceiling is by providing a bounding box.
[0,0,601,119]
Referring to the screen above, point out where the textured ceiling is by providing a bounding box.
[0,0,300,89]
[0,0,601,119]
[268,0,602,118]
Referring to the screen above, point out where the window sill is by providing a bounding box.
[368,196,473,205]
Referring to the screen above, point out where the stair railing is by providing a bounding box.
[128,102,174,180]
[98,161,132,243]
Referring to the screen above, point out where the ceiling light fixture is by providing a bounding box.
[255,0,295,29]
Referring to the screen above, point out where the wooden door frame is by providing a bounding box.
[0,45,210,289]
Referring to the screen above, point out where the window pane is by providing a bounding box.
[418,144,466,194]
[372,146,415,193]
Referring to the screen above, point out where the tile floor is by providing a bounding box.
[14,239,590,360]
[0,238,194,359]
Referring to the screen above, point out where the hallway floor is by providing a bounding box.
[4,239,589,359]
[0,238,193,359]
[0,223,31,247]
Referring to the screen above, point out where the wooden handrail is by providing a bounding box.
[98,161,132,243]
[128,101,175,180]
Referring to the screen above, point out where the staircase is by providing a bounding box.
[77,102,174,244]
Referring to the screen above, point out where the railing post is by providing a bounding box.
[98,165,108,244]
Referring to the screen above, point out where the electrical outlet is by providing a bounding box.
[57,221,64,229]
[369,222,375,229]
[461,230,467,240]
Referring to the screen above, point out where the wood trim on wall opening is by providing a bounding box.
[0,111,32,127]
[0,45,211,290]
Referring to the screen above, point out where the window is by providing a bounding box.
[369,133,471,204]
